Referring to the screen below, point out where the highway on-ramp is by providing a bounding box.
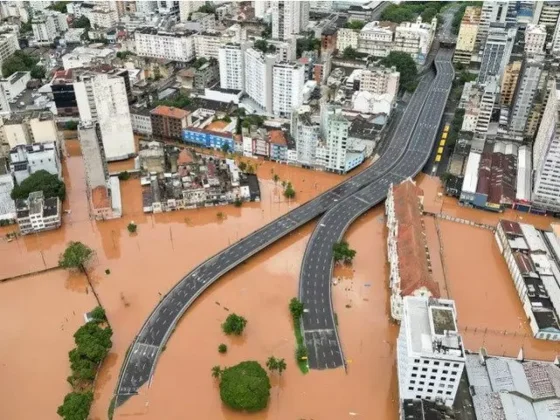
[299,49,455,370]
[114,49,452,407]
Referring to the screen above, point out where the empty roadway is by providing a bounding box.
[114,48,453,407]
[299,49,455,369]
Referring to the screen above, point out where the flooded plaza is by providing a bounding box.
[1,140,560,419]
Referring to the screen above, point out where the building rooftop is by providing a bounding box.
[92,185,110,210]
[392,180,440,299]
[151,105,190,119]
[466,352,560,420]
[401,399,454,420]
[268,130,287,147]
[404,297,464,360]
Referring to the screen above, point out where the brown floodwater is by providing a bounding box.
[1,144,559,420]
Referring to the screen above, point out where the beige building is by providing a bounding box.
[1,111,59,149]
[336,27,359,51]
[454,6,481,64]
[360,65,400,99]
[500,60,522,106]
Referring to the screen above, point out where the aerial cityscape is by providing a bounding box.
[4,1,560,419]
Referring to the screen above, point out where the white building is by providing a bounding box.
[336,28,359,51]
[0,71,30,103]
[9,142,61,185]
[2,111,58,148]
[0,170,15,221]
[271,1,306,40]
[244,47,277,113]
[179,0,203,22]
[495,220,560,341]
[478,23,517,85]
[551,13,560,58]
[533,80,560,212]
[134,27,195,63]
[0,33,20,71]
[253,0,270,19]
[352,91,393,116]
[476,77,499,134]
[61,46,115,70]
[74,71,135,161]
[15,191,61,235]
[194,30,238,60]
[525,24,546,54]
[218,43,246,91]
[357,21,394,58]
[476,0,509,50]
[360,65,400,98]
[323,104,362,173]
[78,122,122,220]
[32,13,57,44]
[130,108,153,136]
[291,108,320,167]
[394,17,437,65]
[89,7,118,28]
[135,0,158,15]
[397,296,465,407]
[272,62,304,117]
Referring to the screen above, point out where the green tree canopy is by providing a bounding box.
[283,182,295,199]
[381,2,444,24]
[116,50,134,60]
[333,240,356,264]
[289,297,304,320]
[73,15,90,29]
[30,65,46,79]
[68,349,97,381]
[2,50,39,77]
[11,170,65,201]
[90,306,106,323]
[219,361,271,412]
[345,20,365,30]
[73,322,113,363]
[58,241,94,272]
[296,34,321,58]
[57,391,94,420]
[380,51,418,92]
[222,313,247,336]
[48,1,69,13]
[342,46,360,60]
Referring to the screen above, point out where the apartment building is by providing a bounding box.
[271,1,306,41]
[533,80,560,212]
[509,55,545,139]
[476,0,509,51]
[385,179,440,321]
[130,108,153,136]
[478,23,516,85]
[32,13,57,44]
[0,33,20,71]
[244,48,277,113]
[397,296,465,407]
[500,60,522,106]
[9,142,61,185]
[0,71,30,103]
[272,62,304,118]
[336,28,359,51]
[78,122,121,220]
[291,108,320,167]
[2,110,58,148]
[179,0,203,22]
[194,30,237,60]
[218,43,246,91]
[15,191,61,235]
[89,7,118,28]
[393,17,437,65]
[182,12,215,33]
[525,24,546,54]
[360,65,400,98]
[356,21,394,58]
[533,1,560,27]
[323,105,364,173]
[135,27,196,62]
[151,105,191,140]
[74,71,135,161]
[454,6,481,64]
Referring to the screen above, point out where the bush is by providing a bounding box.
[90,306,106,323]
[57,391,94,420]
[64,120,79,130]
[118,171,130,181]
[218,343,228,353]
[296,345,308,361]
[283,182,296,199]
[127,222,137,233]
[289,298,304,320]
[219,361,271,412]
[222,313,247,336]
[333,240,356,264]
[30,65,46,79]
[234,198,243,207]
[11,170,65,201]
[1,50,39,77]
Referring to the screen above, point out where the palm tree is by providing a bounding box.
[211,365,222,379]
[276,358,287,376]
[266,356,278,373]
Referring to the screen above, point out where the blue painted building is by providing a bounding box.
[182,128,234,151]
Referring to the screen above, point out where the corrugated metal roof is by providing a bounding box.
[462,151,481,194]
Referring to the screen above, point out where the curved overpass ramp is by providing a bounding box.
[114,50,449,407]
[299,48,455,370]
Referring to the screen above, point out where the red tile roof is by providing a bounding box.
[91,185,110,210]
[151,105,190,120]
[268,130,287,146]
[177,149,193,165]
[393,180,440,298]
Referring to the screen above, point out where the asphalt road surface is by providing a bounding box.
[114,49,454,407]
[299,49,455,370]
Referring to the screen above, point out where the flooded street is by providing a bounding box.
[1,140,559,419]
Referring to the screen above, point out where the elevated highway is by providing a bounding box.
[299,49,455,369]
[114,48,454,407]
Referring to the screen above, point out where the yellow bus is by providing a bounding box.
[443,124,450,133]
[439,139,446,146]
[442,132,448,139]
[435,155,442,162]
[437,147,444,154]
